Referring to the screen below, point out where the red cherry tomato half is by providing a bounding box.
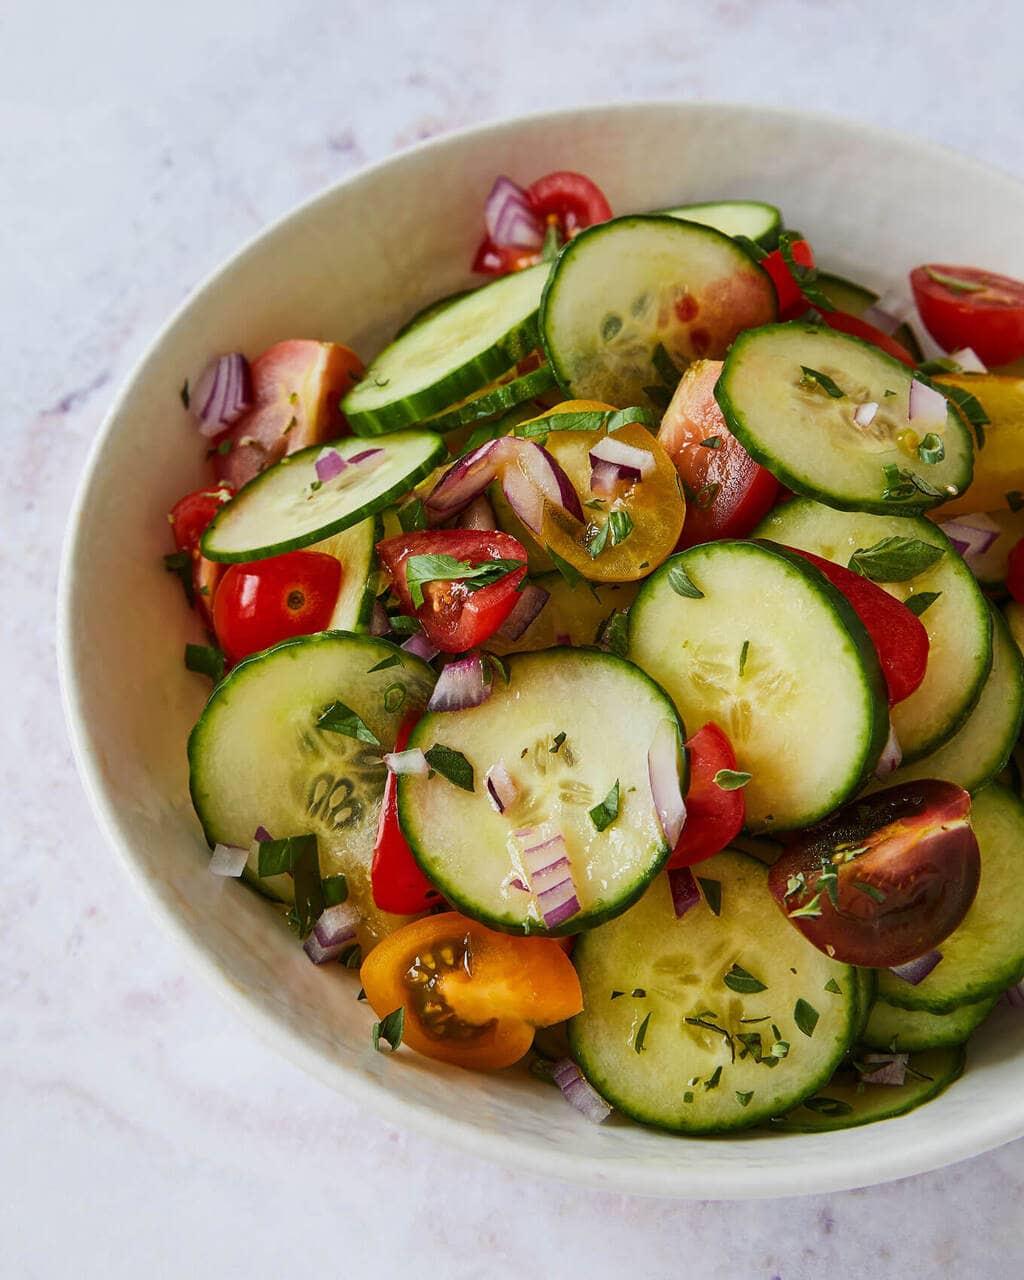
[169,485,233,555]
[769,780,980,968]
[1007,537,1024,605]
[371,711,443,915]
[787,549,929,706]
[525,171,613,238]
[471,237,541,277]
[376,529,528,653]
[669,723,745,868]
[657,359,779,548]
[816,307,918,368]
[760,237,815,320]
[911,264,1024,367]
[212,550,342,664]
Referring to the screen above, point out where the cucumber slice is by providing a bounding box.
[817,271,923,361]
[540,215,777,409]
[628,540,888,832]
[863,993,997,1051]
[342,265,549,434]
[768,1046,964,1132]
[716,324,974,515]
[854,968,878,1039]
[422,365,557,433]
[879,606,1023,793]
[188,632,435,941]
[487,572,640,656]
[393,287,473,340]
[569,852,857,1134]
[754,498,993,762]
[876,784,1024,1013]
[661,200,782,249]
[201,430,445,563]
[314,514,381,632]
[397,648,684,935]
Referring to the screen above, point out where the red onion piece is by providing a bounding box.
[496,582,550,641]
[889,950,943,985]
[853,401,879,427]
[501,458,545,533]
[484,176,544,250]
[858,1052,909,1087]
[485,760,518,813]
[908,379,948,425]
[589,458,629,499]
[999,982,1024,1008]
[315,448,347,483]
[524,442,585,522]
[862,291,913,335]
[648,720,687,847]
[939,514,1000,563]
[949,347,987,374]
[401,632,439,662]
[874,722,903,779]
[550,1058,612,1123]
[458,495,498,531]
[428,654,492,712]
[370,601,390,636]
[521,831,579,928]
[253,825,274,844]
[668,866,700,918]
[349,448,385,466]
[384,748,429,776]
[209,843,248,877]
[589,435,655,477]
[425,439,512,519]
[193,353,253,437]
[303,902,360,964]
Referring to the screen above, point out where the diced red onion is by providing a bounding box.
[496,583,550,641]
[302,902,360,965]
[484,176,545,250]
[401,632,439,662]
[510,876,528,892]
[853,401,879,427]
[384,748,429,776]
[523,442,585,521]
[908,379,948,426]
[253,825,274,843]
[349,448,385,466]
[589,458,629,499]
[370,601,390,636]
[862,291,913,335]
[521,831,580,928]
[889,950,942,985]
[949,347,987,374]
[874,722,903,779]
[999,982,1024,1008]
[589,435,655,477]
[425,439,514,519]
[859,1051,909,1087]
[209,843,248,877]
[315,448,347,483]
[550,1058,612,1123]
[485,760,518,813]
[458,495,498,531]
[939,514,1000,563]
[648,719,687,847]
[193,353,253,437]
[428,653,491,712]
[668,866,700,918]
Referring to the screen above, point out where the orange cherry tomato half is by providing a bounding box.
[910,264,1024,368]
[525,170,612,238]
[360,912,583,1069]
[669,723,745,868]
[212,550,342,664]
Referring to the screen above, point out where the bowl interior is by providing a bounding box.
[60,102,1024,1198]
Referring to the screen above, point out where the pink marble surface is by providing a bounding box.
[5,0,1024,1273]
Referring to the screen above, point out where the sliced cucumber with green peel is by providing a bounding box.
[398,648,684,935]
[876,784,1024,1013]
[628,540,888,832]
[188,632,435,941]
[854,968,878,1039]
[661,199,782,249]
[768,1046,964,1132]
[314,514,381,632]
[569,852,857,1134]
[393,287,473,340]
[342,265,549,434]
[863,993,997,1052]
[487,572,640,656]
[754,498,992,763]
[878,605,1023,793]
[540,215,777,409]
[1007,601,1024,657]
[817,271,923,361]
[715,324,974,515]
[422,364,557,433]
[201,430,446,563]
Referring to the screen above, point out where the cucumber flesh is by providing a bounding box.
[486,571,640,656]
[540,215,776,409]
[314,514,381,632]
[768,1046,964,1131]
[422,364,557,433]
[817,271,923,362]
[754,498,993,763]
[628,540,888,831]
[201,430,446,563]
[862,993,997,1051]
[661,200,782,249]
[342,265,549,434]
[876,784,1024,1013]
[716,324,974,515]
[569,851,858,1133]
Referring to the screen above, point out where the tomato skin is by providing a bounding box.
[471,237,540,277]
[525,170,612,237]
[169,485,234,624]
[212,550,342,664]
[761,238,814,319]
[658,360,779,547]
[816,307,918,368]
[787,548,928,706]
[360,912,583,1069]
[669,723,745,868]
[1007,538,1024,605]
[911,264,1024,367]
[376,529,528,653]
[372,713,443,915]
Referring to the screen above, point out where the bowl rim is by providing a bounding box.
[57,99,1024,1199]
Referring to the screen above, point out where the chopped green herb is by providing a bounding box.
[1007,491,1024,513]
[633,1011,652,1053]
[853,880,887,903]
[482,652,510,687]
[283,415,297,435]
[784,872,806,899]
[692,480,720,510]
[703,1065,723,1091]
[515,406,658,439]
[723,964,767,994]
[589,780,620,832]
[918,355,963,375]
[317,700,381,746]
[652,342,681,389]
[713,769,751,791]
[631,988,646,998]
[789,893,823,919]
[184,643,224,683]
[372,1006,405,1053]
[609,509,634,546]
[735,1090,754,1108]
[683,1090,694,1104]
[595,610,629,658]
[770,1040,790,1059]
[163,549,195,605]
[917,432,945,465]
[546,543,582,588]
[179,378,190,408]
[697,876,722,916]
[685,1013,734,1061]
[322,875,349,906]
[802,1096,853,1116]
[699,435,722,449]
[778,231,834,311]
[800,366,845,398]
[824,977,842,995]
[819,862,839,909]
[424,743,474,791]
[587,519,610,559]
[383,682,406,713]
[667,561,704,599]
[387,614,419,635]
[398,499,426,533]
[610,990,625,1000]
[738,639,750,676]
[924,265,987,294]
[734,234,768,262]
[794,998,820,1038]
[367,654,402,673]
[584,498,606,511]
[848,536,944,582]
[906,591,941,617]
[405,554,525,609]
[550,731,567,753]
[881,462,943,501]
[541,220,562,262]
[340,944,362,969]
[259,834,322,936]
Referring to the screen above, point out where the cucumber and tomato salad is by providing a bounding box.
[165,164,1024,1139]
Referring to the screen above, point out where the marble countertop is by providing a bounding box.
[5,0,1024,1273]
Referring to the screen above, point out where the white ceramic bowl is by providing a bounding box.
[59,102,1024,1198]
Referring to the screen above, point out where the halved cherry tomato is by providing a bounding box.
[471,238,541,277]
[214,340,363,489]
[658,359,779,548]
[525,170,612,238]
[168,484,234,624]
[1008,537,1024,605]
[911,264,1024,367]
[815,308,917,368]
[212,550,342,664]
[760,237,815,319]
[360,911,583,1068]
[787,548,929,706]
[669,723,745,868]
[769,780,980,967]
[372,711,442,915]
[377,529,528,653]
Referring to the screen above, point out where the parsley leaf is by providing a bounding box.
[404,555,524,609]
[848,536,944,582]
[824,977,842,994]
[317,700,381,746]
[713,769,751,790]
[800,366,845,398]
[652,342,681,390]
[609,509,634,545]
[697,877,722,916]
[589,780,620,832]
[803,1096,853,1116]
[372,1006,406,1053]
[738,639,750,676]
[550,731,567,753]
[853,880,887,903]
[634,1012,652,1053]
[367,653,402,673]
[545,543,582,589]
[789,893,823,919]
[906,591,941,617]
[256,834,322,937]
[666,561,704,599]
[424,743,474,791]
[587,519,610,559]
[184,643,224,683]
[398,499,426,532]
[699,435,722,449]
[322,874,349,906]
[735,1090,754,1108]
[595,609,629,658]
[163,549,195,606]
[723,964,767,994]
[794,998,820,1038]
